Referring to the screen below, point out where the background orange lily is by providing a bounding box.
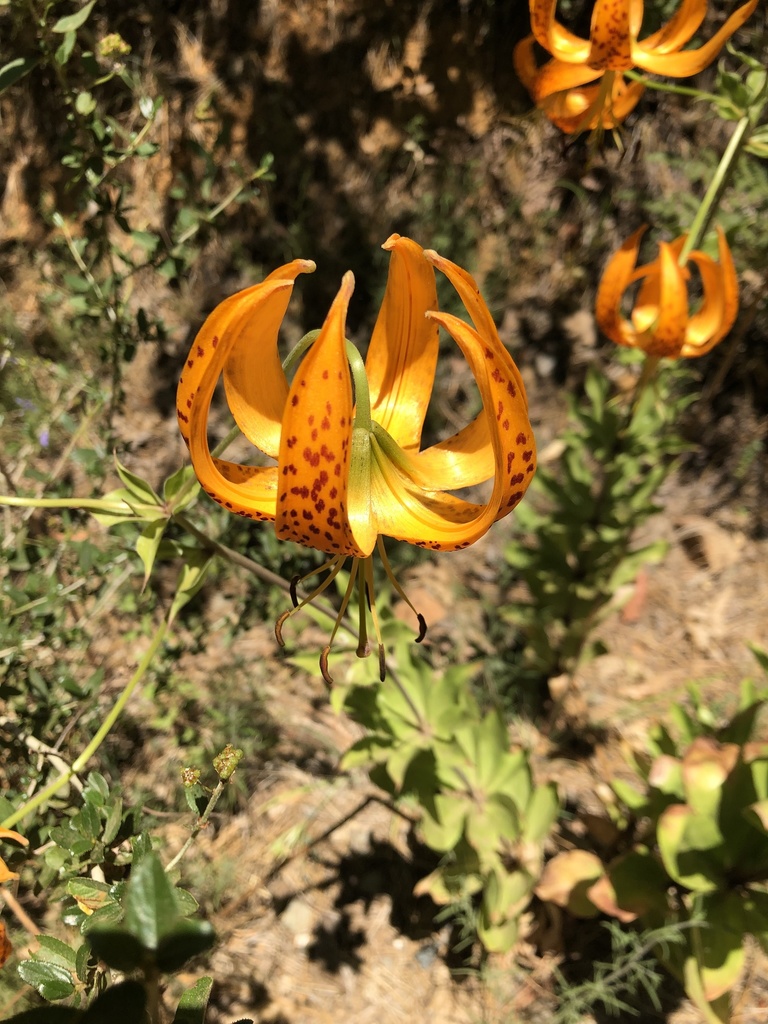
[595,225,739,358]
[516,0,759,132]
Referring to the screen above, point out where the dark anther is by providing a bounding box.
[289,575,301,607]
[275,610,291,648]
[416,613,428,643]
[320,645,334,687]
[378,644,386,682]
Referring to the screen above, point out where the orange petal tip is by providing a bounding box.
[382,233,402,250]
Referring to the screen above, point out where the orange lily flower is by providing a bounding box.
[515,0,759,133]
[514,36,645,133]
[595,225,739,358]
[0,827,27,884]
[177,235,535,681]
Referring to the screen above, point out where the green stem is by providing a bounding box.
[0,618,168,831]
[625,70,719,105]
[165,777,226,873]
[679,114,752,263]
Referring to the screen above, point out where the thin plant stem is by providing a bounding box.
[625,69,719,105]
[0,618,168,831]
[679,114,752,263]
[165,778,227,873]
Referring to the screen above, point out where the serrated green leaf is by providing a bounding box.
[31,935,78,970]
[17,960,75,1001]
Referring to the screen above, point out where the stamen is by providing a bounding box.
[376,537,429,644]
[289,575,301,607]
[321,558,361,685]
[274,555,346,648]
[363,556,387,680]
[320,645,333,687]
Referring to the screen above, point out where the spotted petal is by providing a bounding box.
[587,0,636,71]
[404,250,530,491]
[366,308,535,552]
[177,270,312,521]
[276,272,373,558]
[683,227,738,356]
[365,234,439,451]
[641,0,706,53]
[635,0,758,77]
[595,225,648,347]
[529,0,591,63]
[632,242,690,356]
[223,261,316,458]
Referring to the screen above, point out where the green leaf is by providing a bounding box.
[0,57,37,94]
[29,935,78,972]
[55,30,76,66]
[156,919,216,972]
[102,796,123,845]
[136,517,168,587]
[168,551,213,625]
[86,929,144,972]
[163,465,198,512]
[17,960,76,1001]
[173,977,214,1024]
[52,1,96,32]
[124,852,182,950]
[113,455,162,506]
[84,981,147,1022]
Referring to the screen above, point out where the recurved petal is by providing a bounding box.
[640,0,706,54]
[369,308,534,552]
[365,235,439,450]
[178,277,300,521]
[222,260,316,459]
[588,0,634,70]
[424,249,528,410]
[513,34,539,91]
[530,0,591,62]
[532,58,604,104]
[636,242,690,357]
[411,417,495,489]
[595,226,647,346]
[635,0,758,77]
[276,272,370,558]
[682,228,739,356]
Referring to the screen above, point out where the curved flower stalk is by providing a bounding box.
[514,0,759,134]
[595,225,738,357]
[177,235,535,682]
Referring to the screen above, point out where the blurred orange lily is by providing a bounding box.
[515,0,759,133]
[595,225,739,358]
[177,235,535,680]
[514,37,645,133]
[0,827,27,883]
